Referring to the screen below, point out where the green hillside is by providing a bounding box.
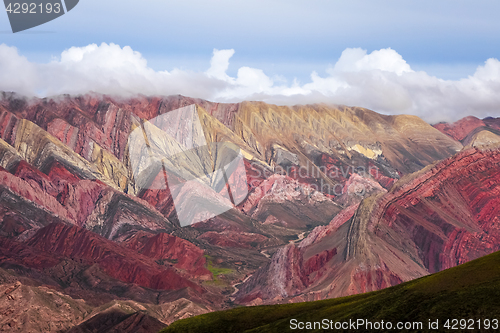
[161,251,500,332]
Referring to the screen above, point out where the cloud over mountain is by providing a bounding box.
[1,42,499,122]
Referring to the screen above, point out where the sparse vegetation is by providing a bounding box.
[161,251,500,333]
[204,255,234,282]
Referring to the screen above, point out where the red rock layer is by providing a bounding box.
[434,116,486,141]
[3,92,498,318]
[369,147,500,272]
[0,94,238,166]
[434,116,500,145]
[0,165,70,221]
[122,231,211,278]
[0,153,175,242]
[235,147,500,304]
[0,236,62,270]
[22,223,204,292]
[136,168,177,220]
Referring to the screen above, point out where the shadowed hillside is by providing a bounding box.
[162,250,500,333]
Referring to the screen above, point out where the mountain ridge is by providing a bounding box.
[162,249,500,333]
[0,91,498,331]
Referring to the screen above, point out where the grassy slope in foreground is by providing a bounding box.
[161,251,500,332]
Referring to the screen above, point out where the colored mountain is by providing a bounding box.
[0,92,498,331]
[162,249,500,333]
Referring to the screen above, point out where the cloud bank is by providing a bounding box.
[1,43,499,123]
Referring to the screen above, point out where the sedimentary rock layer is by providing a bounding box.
[235,146,500,304]
[1,91,497,331]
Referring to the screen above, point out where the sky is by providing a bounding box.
[1,0,500,122]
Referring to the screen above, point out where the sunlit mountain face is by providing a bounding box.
[0,92,499,332]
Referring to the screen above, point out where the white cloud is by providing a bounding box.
[0,42,499,123]
[206,48,235,82]
[333,48,413,75]
[0,44,39,96]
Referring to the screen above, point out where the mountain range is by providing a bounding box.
[0,91,499,332]
[162,249,500,333]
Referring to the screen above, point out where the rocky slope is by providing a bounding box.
[0,266,209,332]
[234,145,500,304]
[66,310,166,333]
[163,249,500,333]
[434,115,500,147]
[0,269,90,332]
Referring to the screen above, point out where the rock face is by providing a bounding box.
[121,231,211,278]
[246,174,342,229]
[163,250,500,333]
[434,116,487,141]
[24,223,204,292]
[235,147,500,304]
[0,274,90,332]
[0,93,462,200]
[434,115,500,146]
[0,91,498,331]
[0,266,207,333]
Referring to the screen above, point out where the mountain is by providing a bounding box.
[66,309,166,333]
[233,145,500,304]
[162,249,500,333]
[0,268,90,332]
[0,91,498,331]
[434,116,500,147]
[0,257,210,332]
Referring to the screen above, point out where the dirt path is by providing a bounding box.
[289,231,306,244]
[230,274,253,299]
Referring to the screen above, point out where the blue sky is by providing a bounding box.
[1,0,500,121]
[2,0,499,79]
